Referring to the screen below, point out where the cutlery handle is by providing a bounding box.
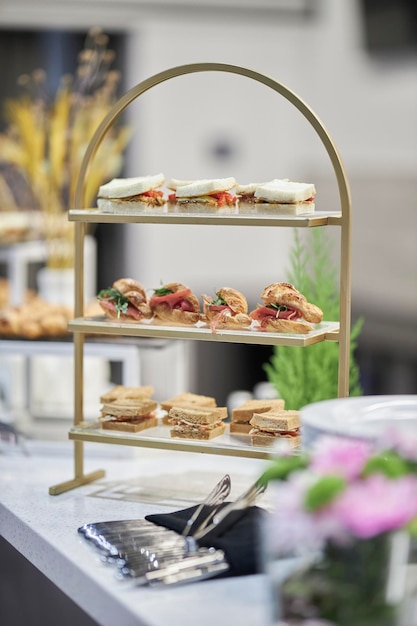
[193,480,267,542]
[182,473,231,537]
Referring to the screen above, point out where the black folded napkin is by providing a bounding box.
[145,503,269,578]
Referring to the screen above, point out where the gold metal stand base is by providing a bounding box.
[49,469,105,496]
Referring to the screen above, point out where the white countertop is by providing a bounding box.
[0,440,272,626]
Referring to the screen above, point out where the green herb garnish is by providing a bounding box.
[153,286,174,296]
[268,304,288,312]
[97,287,129,318]
[210,292,228,306]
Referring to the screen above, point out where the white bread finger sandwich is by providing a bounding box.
[168,177,237,209]
[159,391,217,426]
[97,173,165,211]
[168,405,228,440]
[166,178,196,192]
[249,408,300,448]
[149,282,200,326]
[250,282,323,334]
[202,287,252,333]
[230,398,285,435]
[251,179,316,215]
[100,398,158,432]
[97,278,152,321]
[235,180,284,203]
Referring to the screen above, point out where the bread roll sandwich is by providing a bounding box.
[167,177,237,209]
[202,287,252,333]
[230,398,285,435]
[149,282,200,326]
[100,398,158,432]
[249,409,300,448]
[168,405,227,440]
[250,282,323,334]
[97,173,165,211]
[159,391,217,425]
[97,278,152,322]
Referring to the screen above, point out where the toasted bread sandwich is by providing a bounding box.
[169,405,227,440]
[100,385,154,404]
[160,391,217,425]
[100,398,158,432]
[249,408,300,448]
[160,392,217,413]
[230,398,285,435]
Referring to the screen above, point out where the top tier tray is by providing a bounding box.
[69,208,342,227]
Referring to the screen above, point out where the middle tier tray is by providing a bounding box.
[69,316,340,347]
[69,419,281,460]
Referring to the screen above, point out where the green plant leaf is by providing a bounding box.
[264,229,364,409]
[304,475,347,511]
[362,451,410,479]
[407,518,417,537]
[258,454,309,485]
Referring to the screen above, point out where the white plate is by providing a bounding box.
[300,395,417,447]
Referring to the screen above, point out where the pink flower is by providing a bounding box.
[328,474,417,539]
[310,436,373,481]
[378,427,417,461]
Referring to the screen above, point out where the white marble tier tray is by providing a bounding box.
[0,441,272,626]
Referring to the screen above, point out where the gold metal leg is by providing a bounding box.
[49,468,106,496]
[49,440,105,495]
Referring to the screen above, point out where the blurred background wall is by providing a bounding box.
[0,0,416,404]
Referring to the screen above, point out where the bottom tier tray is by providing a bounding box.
[69,420,290,460]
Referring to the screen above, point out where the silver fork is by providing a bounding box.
[79,473,231,562]
[120,477,267,582]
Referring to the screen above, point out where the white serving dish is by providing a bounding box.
[300,395,417,448]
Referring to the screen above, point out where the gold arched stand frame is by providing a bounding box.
[50,63,351,494]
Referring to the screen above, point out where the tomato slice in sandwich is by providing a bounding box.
[210,191,236,207]
[141,189,163,199]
